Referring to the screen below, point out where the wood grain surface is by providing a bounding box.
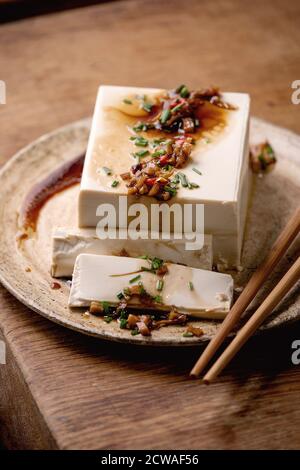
[0,0,300,450]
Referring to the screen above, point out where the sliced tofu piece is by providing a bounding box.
[69,254,233,319]
[51,227,213,277]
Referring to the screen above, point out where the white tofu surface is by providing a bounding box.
[78,85,250,266]
[51,228,213,277]
[69,254,233,319]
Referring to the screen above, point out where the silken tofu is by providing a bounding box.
[68,254,233,319]
[78,86,250,267]
[51,228,213,277]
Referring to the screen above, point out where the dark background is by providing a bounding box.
[0,0,118,23]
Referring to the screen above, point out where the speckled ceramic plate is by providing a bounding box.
[0,117,299,346]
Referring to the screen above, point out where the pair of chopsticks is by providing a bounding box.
[190,206,300,383]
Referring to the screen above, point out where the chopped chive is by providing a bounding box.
[153,295,162,303]
[123,98,132,105]
[102,301,110,314]
[160,108,171,124]
[153,137,167,145]
[192,167,202,176]
[111,180,119,187]
[175,84,185,93]
[131,329,140,336]
[188,281,194,291]
[129,274,142,284]
[183,331,194,338]
[116,291,124,300]
[188,182,200,189]
[104,315,113,323]
[119,318,127,329]
[139,254,149,260]
[171,103,183,113]
[133,122,148,132]
[130,135,148,147]
[156,279,164,291]
[142,102,153,113]
[205,138,211,144]
[152,149,166,157]
[171,173,180,184]
[138,281,146,295]
[102,166,112,175]
[119,309,127,319]
[265,143,275,155]
[133,149,149,159]
[151,257,164,270]
[164,185,177,196]
[180,86,190,98]
[178,172,188,187]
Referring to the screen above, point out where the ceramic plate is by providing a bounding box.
[0,117,299,346]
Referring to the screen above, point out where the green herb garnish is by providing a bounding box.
[175,84,185,93]
[131,329,140,336]
[160,109,171,124]
[133,122,149,132]
[119,318,127,329]
[104,315,113,323]
[171,103,183,113]
[142,102,153,113]
[156,279,164,291]
[188,281,194,291]
[152,149,166,157]
[129,274,142,284]
[151,257,164,270]
[192,167,202,176]
[188,182,200,189]
[133,149,149,159]
[152,295,162,304]
[183,331,194,338]
[164,185,177,196]
[130,135,148,147]
[178,172,188,187]
[179,86,190,98]
[116,291,124,300]
[119,309,128,320]
[123,98,132,105]
[111,180,119,187]
[102,301,110,314]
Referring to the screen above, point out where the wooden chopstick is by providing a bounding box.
[203,255,300,383]
[190,206,300,378]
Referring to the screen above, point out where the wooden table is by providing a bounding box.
[1,0,300,450]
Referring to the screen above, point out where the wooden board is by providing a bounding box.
[0,0,300,450]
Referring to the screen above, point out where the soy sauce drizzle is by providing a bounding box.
[19,153,85,232]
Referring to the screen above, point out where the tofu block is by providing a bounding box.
[51,228,213,277]
[69,254,233,319]
[78,86,250,267]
